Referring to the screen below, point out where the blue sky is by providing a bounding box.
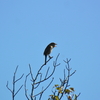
[0,0,100,100]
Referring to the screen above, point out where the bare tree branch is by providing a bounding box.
[24,53,60,100]
[59,59,73,99]
[34,56,53,82]
[7,54,80,100]
[45,67,50,78]
[24,73,31,100]
[33,78,54,97]
[14,85,23,96]
[14,74,24,83]
[34,53,60,85]
[29,64,34,81]
[6,81,13,93]
[6,66,24,100]
[49,58,80,100]
[39,87,43,100]
[74,92,81,100]
[34,64,56,85]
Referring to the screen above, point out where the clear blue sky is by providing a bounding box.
[0,0,100,100]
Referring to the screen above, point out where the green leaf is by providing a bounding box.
[54,96,59,100]
[64,89,71,94]
[49,95,54,97]
[67,96,72,100]
[50,95,59,100]
[58,90,62,93]
[70,87,75,91]
[54,84,59,87]
[56,87,62,91]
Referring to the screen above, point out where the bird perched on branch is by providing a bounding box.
[43,42,57,65]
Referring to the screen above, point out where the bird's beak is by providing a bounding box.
[54,43,57,47]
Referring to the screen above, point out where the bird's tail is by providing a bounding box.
[45,55,47,65]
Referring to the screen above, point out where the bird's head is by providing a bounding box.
[50,42,57,48]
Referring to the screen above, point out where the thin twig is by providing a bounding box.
[6,81,12,93]
[14,85,23,96]
[6,66,24,100]
[59,59,72,99]
[39,87,44,100]
[34,73,42,89]
[34,56,53,82]
[34,65,56,85]
[29,64,34,81]
[33,78,54,97]
[14,74,24,83]
[24,73,31,100]
[24,54,60,100]
[45,67,50,79]
[53,53,60,67]
[33,53,60,85]
[75,93,81,99]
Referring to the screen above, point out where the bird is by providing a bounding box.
[43,42,57,65]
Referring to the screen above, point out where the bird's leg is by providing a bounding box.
[44,55,53,65]
[48,55,53,59]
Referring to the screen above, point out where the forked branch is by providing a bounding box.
[6,66,24,100]
[24,53,60,100]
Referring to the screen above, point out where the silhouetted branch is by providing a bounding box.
[74,92,81,100]
[45,67,50,78]
[77,93,81,97]
[38,87,43,100]
[59,59,74,99]
[34,73,42,89]
[6,81,12,93]
[35,53,60,85]
[24,73,30,100]
[24,53,60,100]
[46,56,53,65]
[34,56,53,82]
[34,65,55,85]
[50,58,76,100]
[6,66,24,100]
[49,58,80,100]
[6,54,80,100]
[33,78,54,97]
[53,53,60,67]
[14,85,23,96]
[29,64,34,81]
[24,73,31,100]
